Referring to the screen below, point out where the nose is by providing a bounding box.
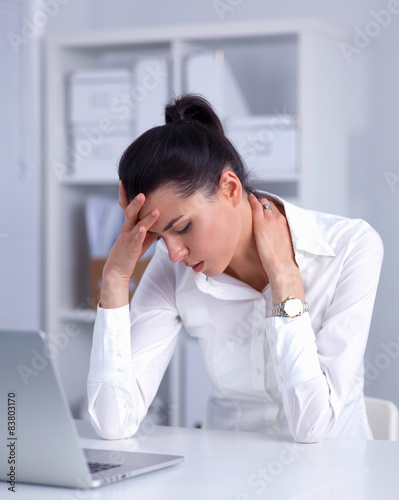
[166,239,188,263]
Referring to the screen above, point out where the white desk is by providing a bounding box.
[6,420,399,499]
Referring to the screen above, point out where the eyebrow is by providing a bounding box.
[147,215,184,235]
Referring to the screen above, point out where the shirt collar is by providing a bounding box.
[260,191,336,258]
[176,261,262,299]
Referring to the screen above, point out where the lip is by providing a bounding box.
[191,261,204,273]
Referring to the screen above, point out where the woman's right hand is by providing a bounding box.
[99,182,160,309]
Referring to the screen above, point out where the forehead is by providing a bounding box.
[138,187,212,221]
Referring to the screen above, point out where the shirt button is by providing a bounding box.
[256,368,261,376]
[124,402,129,409]
[255,329,261,336]
[117,368,124,374]
[269,339,274,347]
[274,358,278,366]
[278,376,283,383]
[287,415,291,422]
[117,352,123,358]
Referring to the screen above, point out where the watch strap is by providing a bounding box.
[272,297,309,318]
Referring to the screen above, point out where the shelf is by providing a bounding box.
[60,176,119,186]
[253,172,300,183]
[58,173,299,186]
[60,308,97,323]
[48,19,347,48]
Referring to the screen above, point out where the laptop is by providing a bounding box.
[0,329,183,489]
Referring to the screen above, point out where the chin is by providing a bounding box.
[204,263,228,278]
[204,270,220,278]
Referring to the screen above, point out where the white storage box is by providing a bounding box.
[185,50,249,121]
[67,126,134,181]
[225,115,298,178]
[68,69,135,126]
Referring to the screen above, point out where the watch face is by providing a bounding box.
[283,298,302,317]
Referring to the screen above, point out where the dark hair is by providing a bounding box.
[118,93,253,201]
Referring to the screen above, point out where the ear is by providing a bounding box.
[218,170,242,208]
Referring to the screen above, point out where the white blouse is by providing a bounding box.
[87,194,383,443]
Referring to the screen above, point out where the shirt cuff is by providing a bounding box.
[265,312,322,391]
[89,304,131,381]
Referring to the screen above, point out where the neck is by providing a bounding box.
[224,193,269,292]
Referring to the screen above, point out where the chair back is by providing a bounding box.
[365,396,399,441]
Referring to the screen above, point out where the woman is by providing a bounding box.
[88,94,383,443]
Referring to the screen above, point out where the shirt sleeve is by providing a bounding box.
[265,224,384,443]
[87,243,182,440]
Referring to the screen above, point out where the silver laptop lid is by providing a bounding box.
[0,329,94,488]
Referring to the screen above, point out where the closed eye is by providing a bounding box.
[177,222,191,234]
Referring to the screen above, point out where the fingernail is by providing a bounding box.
[135,194,142,202]
[151,209,157,217]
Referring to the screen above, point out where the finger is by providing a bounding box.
[118,181,130,211]
[127,223,150,255]
[140,232,159,258]
[258,198,276,211]
[135,208,160,234]
[123,193,146,229]
[130,210,160,257]
[249,193,267,215]
[249,194,276,215]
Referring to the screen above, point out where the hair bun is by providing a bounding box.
[165,93,224,135]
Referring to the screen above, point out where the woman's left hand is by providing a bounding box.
[248,194,305,304]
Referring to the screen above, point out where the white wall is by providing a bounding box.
[0,1,41,330]
[43,0,399,407]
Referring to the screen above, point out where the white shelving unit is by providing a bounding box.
[44,19,348,425]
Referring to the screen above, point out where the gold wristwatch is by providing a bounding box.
[272,297,309,318]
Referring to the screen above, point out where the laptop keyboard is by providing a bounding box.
[88,461,122,474]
